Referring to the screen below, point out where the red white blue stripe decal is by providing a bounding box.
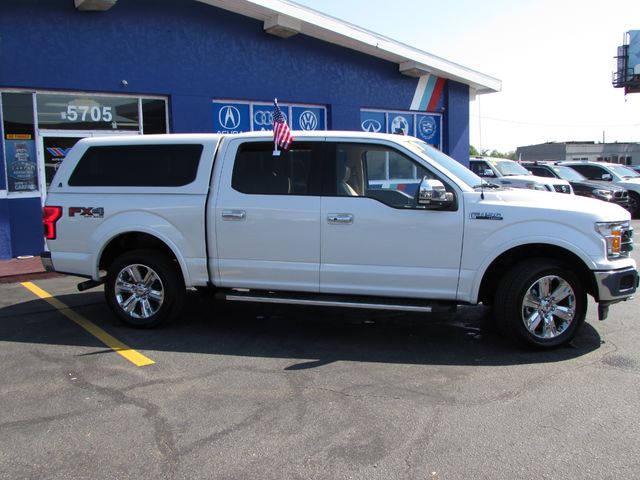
[410,74,446,111]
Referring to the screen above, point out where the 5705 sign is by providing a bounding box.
[61,105,113,123]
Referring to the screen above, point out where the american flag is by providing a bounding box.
[273,100,293,150]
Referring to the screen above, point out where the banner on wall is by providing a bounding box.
[5,140,38,192]
[213,100,327,133]
[360,109,443,149]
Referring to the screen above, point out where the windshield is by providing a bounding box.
[403,139,482,188]
[552,165,586,181]
[492,160,531,176]
[609,164,640,179]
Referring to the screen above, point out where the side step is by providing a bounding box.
[215,289,456,314]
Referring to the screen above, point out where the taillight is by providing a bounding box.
[43,206,62,240]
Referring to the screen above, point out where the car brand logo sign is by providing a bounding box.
[361,119,382,132]
[391,115,409,134]
[299,111,318,130]
[46,147,73,159]
[219,105,241,130]
[419,116,436,139]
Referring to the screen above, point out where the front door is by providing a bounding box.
[320,142,464,300]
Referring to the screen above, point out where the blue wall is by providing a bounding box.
[2,0,421,133]
[1,0,472,258]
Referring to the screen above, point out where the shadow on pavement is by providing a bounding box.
[0,289,603,368]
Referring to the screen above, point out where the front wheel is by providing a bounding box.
[494,259,586,348]
[105,249,185,328]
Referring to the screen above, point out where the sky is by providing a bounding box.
[293,0,640,153]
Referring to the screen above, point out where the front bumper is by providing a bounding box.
[593,266,638,303]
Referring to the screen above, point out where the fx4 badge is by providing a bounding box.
[69,207,104,218]
[470,212,503,221]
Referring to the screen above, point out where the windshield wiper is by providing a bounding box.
[473,183,501,189]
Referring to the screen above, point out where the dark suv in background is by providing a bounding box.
[522,162,630,211]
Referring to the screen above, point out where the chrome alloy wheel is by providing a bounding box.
[521,274,576,339]
[114,264,165,319]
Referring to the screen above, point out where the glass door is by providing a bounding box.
[37,130,134,204]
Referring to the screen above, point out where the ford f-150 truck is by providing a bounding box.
[41,132,638,349]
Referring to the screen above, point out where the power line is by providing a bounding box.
[470,114,640,129]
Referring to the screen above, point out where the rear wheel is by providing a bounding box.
[105,249,185,327]
[494,259,586,348]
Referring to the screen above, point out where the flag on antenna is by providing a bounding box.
[273,99,293,153]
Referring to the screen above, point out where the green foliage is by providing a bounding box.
[470,145,516,160]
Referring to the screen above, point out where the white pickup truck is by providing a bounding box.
[42,132,638,349]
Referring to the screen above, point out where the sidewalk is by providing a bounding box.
[0,255,61,283]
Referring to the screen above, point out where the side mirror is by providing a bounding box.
[602,173,612,181]
[482,168,495,177]
[418,178,455,208]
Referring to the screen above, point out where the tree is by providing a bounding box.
[470,145,516,160]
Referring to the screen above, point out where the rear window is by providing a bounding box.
[68,144,203,187]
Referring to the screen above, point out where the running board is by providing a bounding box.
[216,289,456,314]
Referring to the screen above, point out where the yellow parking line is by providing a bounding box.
[20,281,155,367]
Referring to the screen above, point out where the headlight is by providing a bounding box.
[526,182,547,191]
[595,221,629,258]
[593,188,613,200]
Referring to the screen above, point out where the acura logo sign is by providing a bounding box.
[219,105,241,130]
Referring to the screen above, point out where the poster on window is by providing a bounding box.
[5,140,38,192]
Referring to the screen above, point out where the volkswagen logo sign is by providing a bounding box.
[219,105,241,130]
[299,111,318,130]
[419,116,436,139]
[361,118,382,132]
[391,115,409,135]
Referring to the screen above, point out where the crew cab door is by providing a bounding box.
[320,141,464,300]
[212,139,323,292]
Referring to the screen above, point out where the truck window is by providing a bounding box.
[68,144,203,187]
[231,142,322,196]
[334,143,432,208]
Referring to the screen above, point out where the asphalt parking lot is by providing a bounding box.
[1,228,640,480]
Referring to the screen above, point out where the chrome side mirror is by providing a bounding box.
[418,177,455,208]
[482,168,495,177]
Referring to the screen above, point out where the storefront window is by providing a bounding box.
[36,94,140,131]
[2,92,38,193]
[142,98,168,134]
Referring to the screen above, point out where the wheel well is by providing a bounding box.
[478,244,596,304]
[99,232,179,273]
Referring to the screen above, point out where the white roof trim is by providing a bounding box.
[195,0,501,94]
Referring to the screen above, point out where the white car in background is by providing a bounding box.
[469,157,573,194]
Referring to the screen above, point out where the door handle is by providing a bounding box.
[327,213,354,225]
[222,210,246,221]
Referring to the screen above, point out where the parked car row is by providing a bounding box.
[469,157,640,218]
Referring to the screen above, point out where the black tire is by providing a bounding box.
[628,191,640,219]
[105,249,185,328]
[494,259,586,349]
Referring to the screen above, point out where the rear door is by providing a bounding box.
[212,139,324,292]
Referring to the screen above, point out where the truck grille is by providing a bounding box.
[553,185,571,194]
[614,191,628,199]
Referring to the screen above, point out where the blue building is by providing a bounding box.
[0,0,500,259]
